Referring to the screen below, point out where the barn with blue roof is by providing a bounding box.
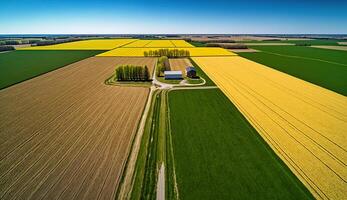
[185,66,196,78]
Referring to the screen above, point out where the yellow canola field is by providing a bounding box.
[193,56,347,200]
[97,47,236,57]
[122,40,193,48]
[22,39,137,50]
[122,40,153,47]
[144,40,175,47]
[171,40,194,47]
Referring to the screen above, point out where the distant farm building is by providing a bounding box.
[185,66,196,78]
[164,71,182,79]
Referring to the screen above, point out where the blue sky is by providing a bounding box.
[1,0,346,34]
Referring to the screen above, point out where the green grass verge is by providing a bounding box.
[186,77,204,84]
[105,74,152,87]
[168,89,314,200]
[238,46,347,95]
[157,77,182,84]
[130,90,168,200]
[188,41,207,47]
[0,50,104,89]
[163,90,178,200]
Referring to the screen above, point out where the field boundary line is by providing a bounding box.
[261,50,347,67]
[97,93,145,200]
[166,90,180,200]
[116,87,154,200]
[226,73,347,172]
[214,81,326,199]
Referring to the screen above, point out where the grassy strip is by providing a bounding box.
[0,50,104,89]
[130,90,169,200]
[115,87,151,199]
[156,77,182,84]
[130,90,159,200]
[238,46,347,95]
[243,39,346,46]
[248,45,347,64]
[164,90,179,200]
[105,74,152,87]
[188,41,207,47]
[168,89,314,199]
[186,78,204,84]
[188,57,216,86]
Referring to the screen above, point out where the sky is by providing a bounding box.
[1,0,346,34]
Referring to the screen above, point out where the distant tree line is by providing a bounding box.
[206,43,248,49]
[192,39,236,43]
[36,38,81,46]
[156,56,170,76]
[0,39,43,45]
[262,39,281,42]
[295,43,311,46]
[144,48,190,58]
[0,46,15,52]
[115,65,150,81]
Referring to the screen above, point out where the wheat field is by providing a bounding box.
[193,56,347,200]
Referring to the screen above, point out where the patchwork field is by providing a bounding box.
[97,47,235,57]
[192,56,347,200]
[122,40,193,48]
[0,57,156,200]
[243,39,346,46]
[169,89,313,199]
[122,40,153,47]
[169,58,192,76]
[244,42,294,46]
[238,46,347,95]
[170,40,194,47]
[144,40,175,48]
[311,45,347,51]
[0,50,104,89]
[22,39,137,50]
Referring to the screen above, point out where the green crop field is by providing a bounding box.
[188,41,207,47]
[243,39,346,46]
[0,50,104,89]
[168,89,314,200]
[238,46,347,95]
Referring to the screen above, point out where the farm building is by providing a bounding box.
[185,66,196,78]
[164,71,182,79]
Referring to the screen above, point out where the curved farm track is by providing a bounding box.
[0,57,156,200]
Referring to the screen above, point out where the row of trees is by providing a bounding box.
[144,48,190,58]
[115,65,150,81]
[192,39,236,43]
[36,38,81,46]
[206,43,248,49]
[0,46,15,52]
[156,56,170,76]
[0,39,43,45]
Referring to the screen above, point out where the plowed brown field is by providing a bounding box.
[169,58,192,76]
[0,57,156,200]
[193,56,347,200]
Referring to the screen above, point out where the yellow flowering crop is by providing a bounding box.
[21,39,137,50]
[122,40,193,48]
[192,56,347,200]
